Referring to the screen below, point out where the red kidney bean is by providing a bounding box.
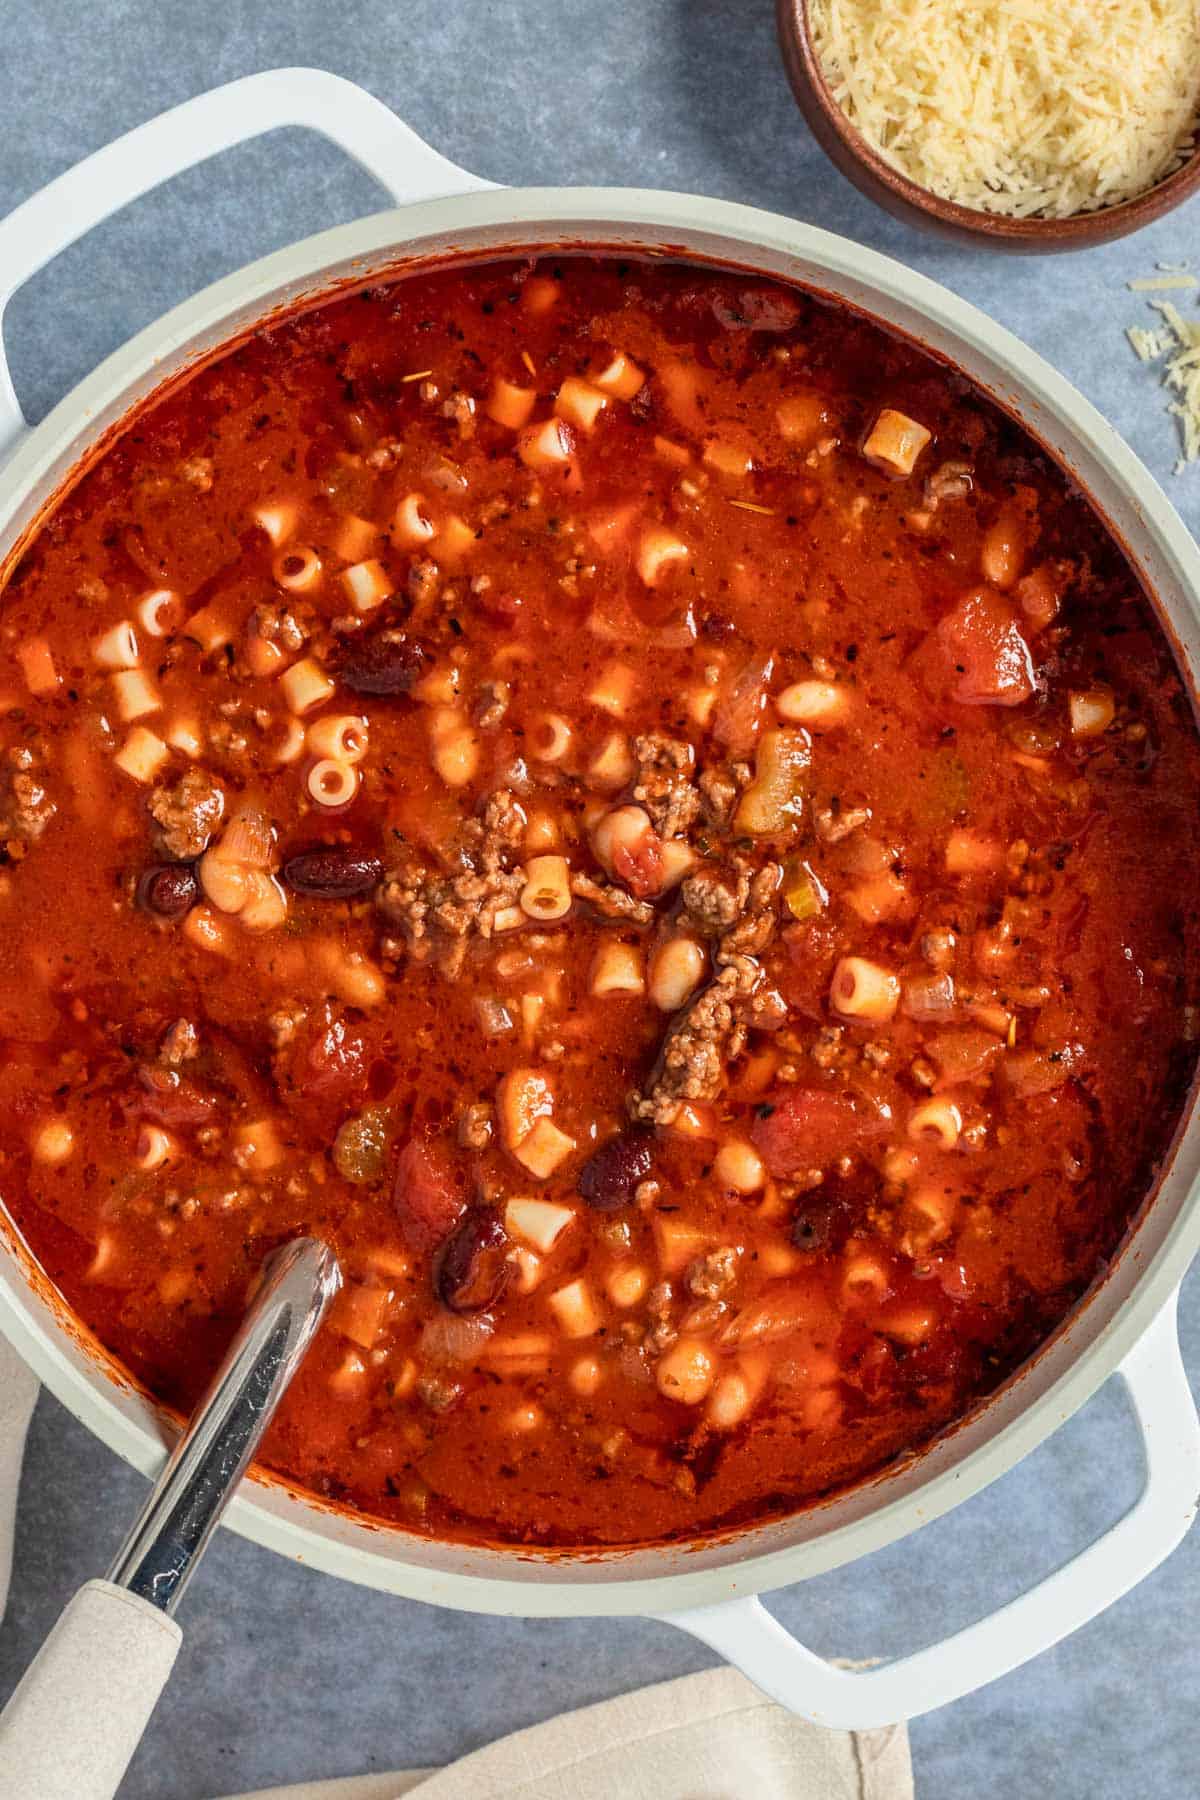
[577,1128,654,1211]
[282,848,383,897]
[137,863,198,920]
[435,1210,510,1312]
[338,629,429,696]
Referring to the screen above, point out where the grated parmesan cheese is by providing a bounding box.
[809,0,1200,219]
[1125,287,1200,470]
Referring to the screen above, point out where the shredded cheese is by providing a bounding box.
[809,0,1200,219]
[1125,285,1200,470]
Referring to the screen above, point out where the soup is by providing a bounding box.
[1,255,1197,1547]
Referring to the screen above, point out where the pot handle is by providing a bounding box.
[658,1289,1199,1729]
[0,67,493,458]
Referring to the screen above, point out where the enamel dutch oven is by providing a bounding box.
[0,69,1198,1732]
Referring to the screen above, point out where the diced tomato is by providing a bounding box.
[778,918,840,1020]
[1003,1043,1083,1098]
[613,831,665,898]
[751,1087,889,1176]
[279,1007,373,1136]
[392,1135,467,1254]
[918,586,1035,707]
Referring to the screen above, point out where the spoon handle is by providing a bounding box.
[0,1236,339,1800]
[107,1236,340,1613]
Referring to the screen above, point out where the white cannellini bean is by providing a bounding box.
[591,804,654,876]
[1069,687,1116,738]
[569,1356,603,1397]
[775,679,848,725]
[182,905,232,956]
[649,938,706,1012]
[707,1370,754,1429]
[656,1338,715,1405]
[239,872,288,933]
[31,1119,74,1164]
[607,1264,649,1308]
[713,1141,765,1194]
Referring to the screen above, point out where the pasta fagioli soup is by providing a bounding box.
[1,254,1198,1548]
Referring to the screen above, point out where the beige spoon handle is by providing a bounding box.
[0,1579,180,1799]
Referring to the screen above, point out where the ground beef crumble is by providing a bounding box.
[377,788,527,976]
[159,1019,199,1066]
[148,767,225,860]
[686,1247,739,1299]
[569,870,655,925]
[631,861,784,1124]
[0,746,55,843]
[632,732,700,840]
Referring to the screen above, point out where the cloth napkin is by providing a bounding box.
[0,1336,912,1800]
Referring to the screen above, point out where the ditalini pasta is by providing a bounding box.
[0,255,1198,1550]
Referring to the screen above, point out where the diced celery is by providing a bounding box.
[782,857,826,921]
[735,728,811,834]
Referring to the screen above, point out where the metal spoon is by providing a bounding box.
[0,1235,341,1800]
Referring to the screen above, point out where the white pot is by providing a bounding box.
[0,69,1197,1731]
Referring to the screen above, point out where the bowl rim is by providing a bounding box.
[2,185,1200,1615]
[777,0,1200,248]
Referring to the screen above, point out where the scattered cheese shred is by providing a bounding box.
[1127,275,1199,291]
[809,0,1200,219]
[1125,284,1200,470]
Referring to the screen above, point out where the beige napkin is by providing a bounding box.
[0,1336,911,1800]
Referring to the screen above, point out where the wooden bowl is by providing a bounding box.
[777,0,1200,252]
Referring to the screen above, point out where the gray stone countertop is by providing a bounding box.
[0,4,1197,1794]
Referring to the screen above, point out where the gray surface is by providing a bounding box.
[1,4,1199,1795]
